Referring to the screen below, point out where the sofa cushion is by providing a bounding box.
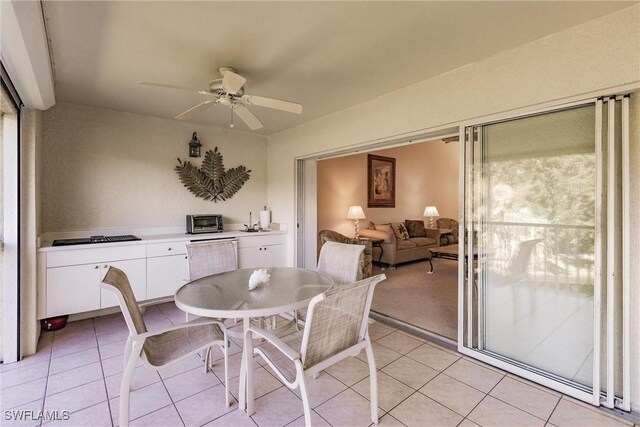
[397,240,418,250]
[390,222,410,240]
[358,228,391,243]
[410,237,436,247]
[404,220,426,237]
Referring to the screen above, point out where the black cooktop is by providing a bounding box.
[52,235,141,247]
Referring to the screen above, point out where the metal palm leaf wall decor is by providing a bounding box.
[175,147,251,202]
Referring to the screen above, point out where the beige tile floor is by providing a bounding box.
[0,303,636,427]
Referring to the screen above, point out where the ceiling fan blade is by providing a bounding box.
[233,104,263,130]
[221,70,246,95]
[137,81,201,92]
[242,95,302,114]
[175,100,216,120]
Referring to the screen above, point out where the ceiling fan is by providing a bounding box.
[138,67,303,130]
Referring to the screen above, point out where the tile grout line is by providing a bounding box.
[156,372,187,427]
[38,330,56,427]
[546,395,563,425]
[92,318,115,427]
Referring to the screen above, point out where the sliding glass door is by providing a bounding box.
[459,97,630,410]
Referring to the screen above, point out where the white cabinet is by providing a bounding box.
[38,231,287,319]
[41,245,147,318]
[238,234,287,269]
[99,259,147,308]
[46,259,146,316]
[47,264,101,317]
[146,241,190,299]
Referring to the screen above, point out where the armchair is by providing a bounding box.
[242,274,387,426]
[318,230,372,278]
[100,267,230,427]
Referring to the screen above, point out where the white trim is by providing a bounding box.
[2,109,19,363]
[593,98,603,406]
[466,128,486,351]
[606,97,616,409]
[457,127,466,350]
[621,95,630,412]
[0,1,55,109]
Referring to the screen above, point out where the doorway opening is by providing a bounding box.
[297,129,460,341]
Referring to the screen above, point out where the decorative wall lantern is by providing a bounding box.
[188,132,202,158]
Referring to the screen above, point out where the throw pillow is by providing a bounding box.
[390,222,410,240]
[404,219,426,238]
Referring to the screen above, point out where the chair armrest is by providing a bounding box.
[131,318,227,344]
[245,326,300,361]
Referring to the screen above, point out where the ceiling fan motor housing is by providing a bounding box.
[206,79,245,97]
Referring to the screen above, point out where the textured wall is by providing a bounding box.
[317,140,458,237]
[41,103,268,232]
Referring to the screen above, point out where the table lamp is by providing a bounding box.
[423,206,440,228]
[347,205,366,238]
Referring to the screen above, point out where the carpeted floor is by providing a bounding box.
[371,258,458,340]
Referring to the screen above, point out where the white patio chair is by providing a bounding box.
[101,267,230,427]
[186,239,238,281]
[295,241,365,327]
[185,240,238,367]
[317,241,365,284]
[242,273,386,427]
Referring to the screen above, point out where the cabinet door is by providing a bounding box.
[238,247,261,269]
[47,264,101,317]
[261,245,286,268]
[238,245,286,268]
[146,254,190,299]
[100,259,147,308]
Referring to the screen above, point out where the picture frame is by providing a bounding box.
[367,154,396,208]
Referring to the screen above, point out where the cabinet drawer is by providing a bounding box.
[147,242,188,258]
[46,245,146,268]
[237,234,286,249]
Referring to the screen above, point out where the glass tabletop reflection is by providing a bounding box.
[174,267,333,319]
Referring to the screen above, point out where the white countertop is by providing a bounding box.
[38,229,288,252]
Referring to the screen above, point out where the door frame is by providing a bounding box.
[1,61,23,363]
[294,126,459,269]
[456,95,632,410]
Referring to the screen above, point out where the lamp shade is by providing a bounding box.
[346,205,366,220]
[423,206,440,217]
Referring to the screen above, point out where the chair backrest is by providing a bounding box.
[316,241,365,285]
[509,239,542,277]
[300,274,385,369]
[101,267,148,336]
[436,218,459,236]
[186,240,238,281]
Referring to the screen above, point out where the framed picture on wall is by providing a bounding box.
[367,154,395,207]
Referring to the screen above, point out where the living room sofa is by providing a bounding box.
[358,220,442,268]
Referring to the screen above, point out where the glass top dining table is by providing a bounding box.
[174,267,333,415]
[174,267,333,319]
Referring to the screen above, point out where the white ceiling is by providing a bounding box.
[43,1,633,135]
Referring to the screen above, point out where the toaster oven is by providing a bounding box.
[186,214,223,234]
